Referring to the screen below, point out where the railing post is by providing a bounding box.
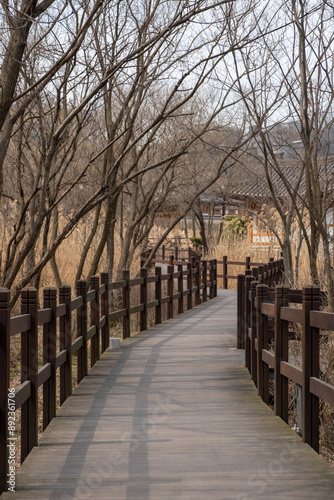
[122,270,130,339]
[274,260,279,284]
[256,284,269,404]
[244,275,254,372]
[246,256,251,270]
[209,260,214,300]
[258,265,265,284]
[237,274,245,349]
[187,262,192,310]
[140,268,148,331]
[191,256,196,304]
[279,258,285,283]
[264,264,269,285]
[155,266,162,325]
[276,259,280,283]
[43,287,57,430]
[76,280,88,381]
[223,255,228,289]
[59,285,72,404]
[167,264,174,319]
[202,260,208,302]
[252,267,259,281]
[178,264,183,315]
[271,260,276,284]
[162,244,165,260]
[90,276,100,367]
[21,288,38,463]
[101,272,109,353]
[194,260,201,306]
[195,260,201,305]
[250,280,259,385]
[274,285,289,423]
[175,246,178,261]
[268,259,273,287]
[213,258,218,297]
[302,285,320,452]
[0,289,10,493]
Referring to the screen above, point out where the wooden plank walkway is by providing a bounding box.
[2,290,334,499]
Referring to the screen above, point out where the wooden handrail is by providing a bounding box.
[0,256,217,494]
[141,244,270,290]
[239,275,334,455]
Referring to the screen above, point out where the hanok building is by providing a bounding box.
[220,162,334,248]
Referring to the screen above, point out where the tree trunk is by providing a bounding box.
[294,227,304,287]
[193,204,208,255]
[281,238,294,287]
[106,196,118,278]
[208,197,215,241]
[75,204,102,283]
[88,196,117,279]
[192,212,196,238]
[184,216,188,238]
[309,228,320,285]
[50,207,62,288]
[322,234,334,311]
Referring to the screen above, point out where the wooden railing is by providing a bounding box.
[216,256,276,289]
[141,245,197,264]
[0,259,217,493]
[142,246,274,289]
[237,258,285,348]
[238,263,334,453]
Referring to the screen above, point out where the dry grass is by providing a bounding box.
[208,237,280,289]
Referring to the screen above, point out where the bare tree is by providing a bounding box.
[230,0,334,301]
[0,0,273,303]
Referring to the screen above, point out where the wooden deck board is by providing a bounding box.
[2,290,334,499]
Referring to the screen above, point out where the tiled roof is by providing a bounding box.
[224,163,334,202]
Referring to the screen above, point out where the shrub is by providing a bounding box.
[223,215,248,237]
[190,236,202,248]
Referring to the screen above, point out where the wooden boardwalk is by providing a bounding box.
[2,291,334,499]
